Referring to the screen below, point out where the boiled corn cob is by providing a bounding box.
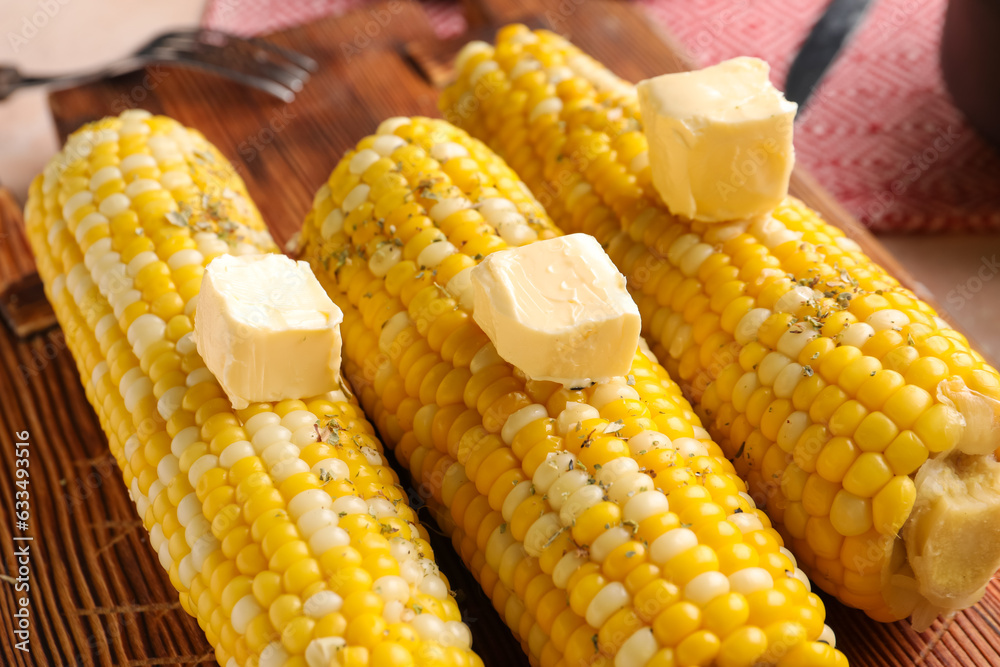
[24,110,480,667]
[441,26,1000,629]
[298,115,847,667]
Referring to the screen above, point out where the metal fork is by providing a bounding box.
[0,28,318,103]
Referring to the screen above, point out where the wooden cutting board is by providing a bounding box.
[1,0,998,665]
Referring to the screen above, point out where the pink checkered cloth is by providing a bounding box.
[203,0,1000,232]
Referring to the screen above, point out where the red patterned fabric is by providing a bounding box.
[638,0,1000,231]
[203,0,1000,232]
[202,0,467,38]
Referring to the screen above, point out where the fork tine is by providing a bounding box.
[160,30,315,80]
[142,49,297,102]
[198,29,318,73]
[156,32,312,91]
[148,41,309,96]
[4,28,317,102]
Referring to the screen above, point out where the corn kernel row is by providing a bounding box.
[441,26,1000,629]
[24,111,480,667]
[299,115,846,666]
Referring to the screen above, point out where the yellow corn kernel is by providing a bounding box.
[441,25,1000,629]
[300,114,840,665]
[842,453,894,498]
[25,111,478,667]
[883,431,928,476]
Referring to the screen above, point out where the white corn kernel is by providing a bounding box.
[501,404,548,444]
[624,491,669,524]
[430,141,469,162]
[546,469,589,512]
[342,184,370,213]
[729,567,774,595]
[590,527,631,563]
[349,148,380,175]
[650,528,698,565]
[321,209,344,239]
[685,571,730,605]
[586,581,630,628]
[615,628,658,667]
[429,197,472,223]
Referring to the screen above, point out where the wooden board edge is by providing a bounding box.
[0,187,56,337]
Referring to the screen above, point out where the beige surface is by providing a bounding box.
[0,0,205,197]
[882,235,1000,365]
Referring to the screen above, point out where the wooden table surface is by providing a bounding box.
[2,0,999,665]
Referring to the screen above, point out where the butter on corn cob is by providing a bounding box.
[24,110,480,667]
[298,115,846,667]
[441,26,1000,629]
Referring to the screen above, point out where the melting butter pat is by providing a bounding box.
[470,234,641,384]
[637,56,797,222]
[194,253,343,409]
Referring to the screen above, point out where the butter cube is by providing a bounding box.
[470,234,641,385]
[194,254,343,409]
[637,57,797,222]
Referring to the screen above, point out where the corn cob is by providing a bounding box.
[298,115,846,667]
[441,26,1000,629]
[24,110,480,667]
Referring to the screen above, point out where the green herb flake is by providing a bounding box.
[166,210,190,227]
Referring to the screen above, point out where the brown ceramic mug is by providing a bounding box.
[941,0,1000,147]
